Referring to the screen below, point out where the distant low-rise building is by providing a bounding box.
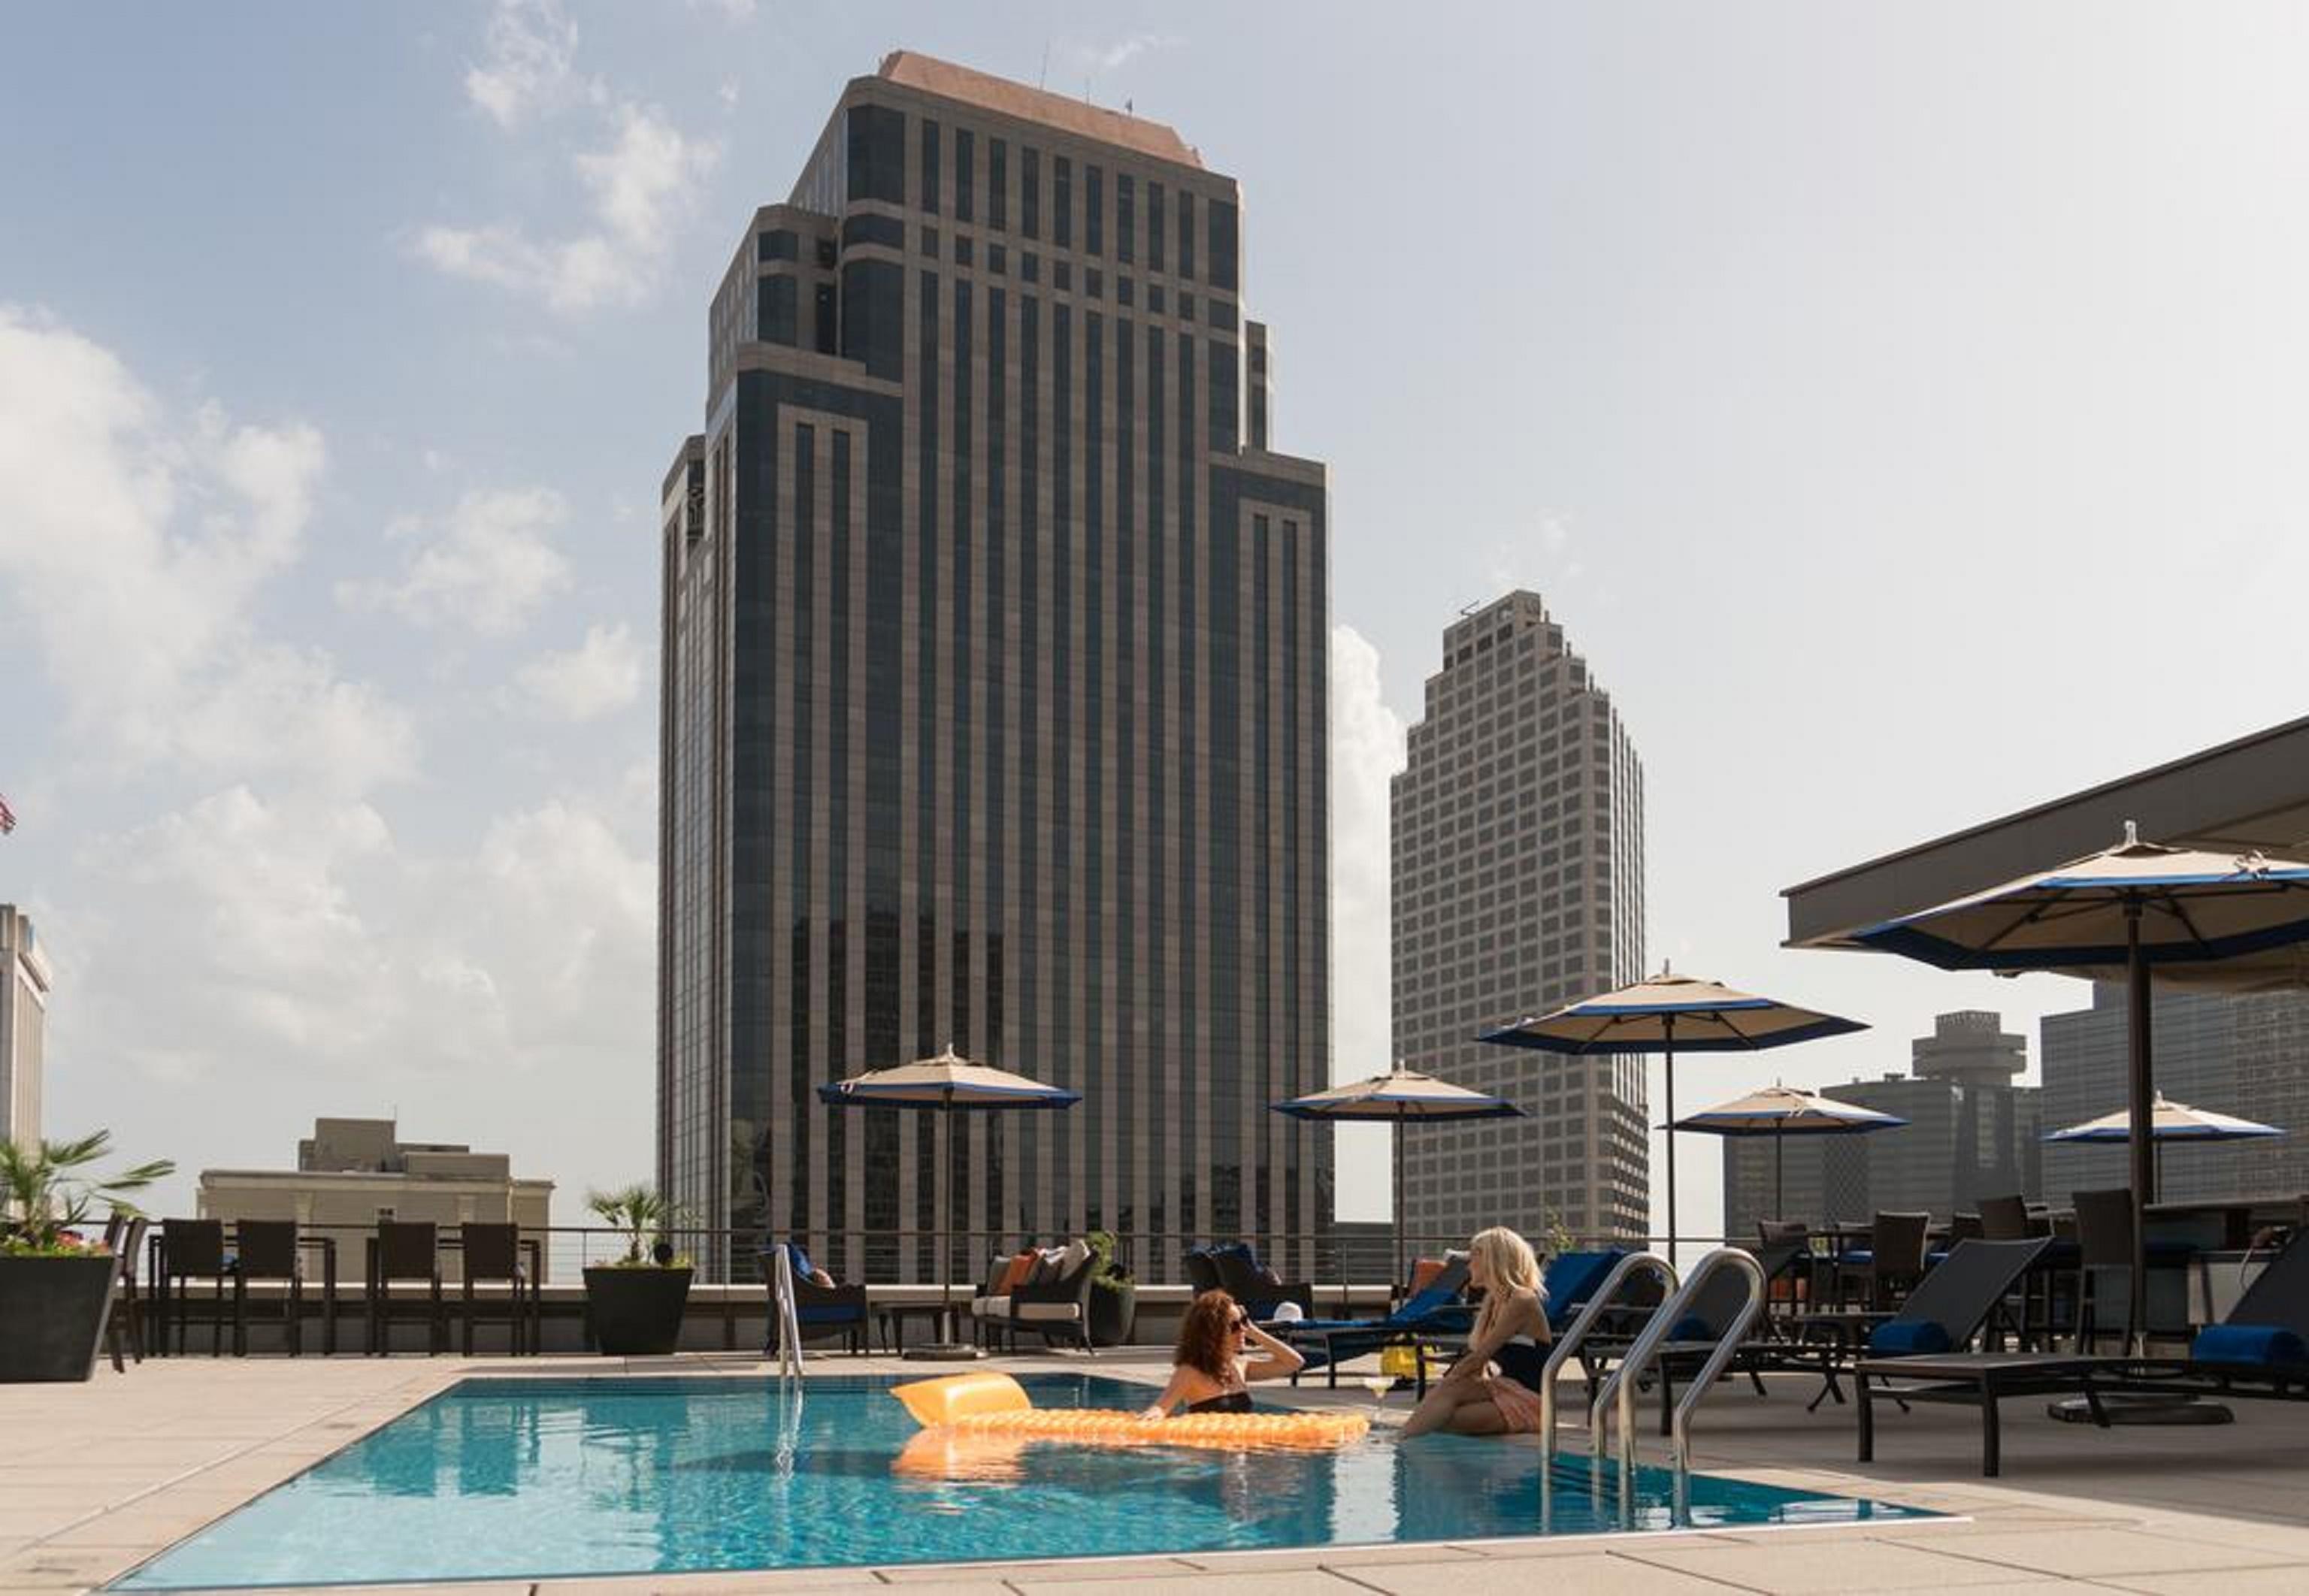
[2041,987,2309,1205]
[199,1117,553,1280]
[1722,1011,2041,1235]
[1,906,47,1149]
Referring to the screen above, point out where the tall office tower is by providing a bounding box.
[2041,987,2309,1205]
[658,53,1332,1282]
[0,906,47,1149]
[1391,592,1647,1248]
[1720,1011,2041,1237]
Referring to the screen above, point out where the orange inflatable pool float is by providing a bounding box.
[890,1372,1369,1454]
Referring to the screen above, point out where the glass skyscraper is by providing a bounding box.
[1390,592,1648,1247]
[658,53,1332,1282]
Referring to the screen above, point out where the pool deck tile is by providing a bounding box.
[7,1349,2309,1594]
[1339,1553,1754,1594]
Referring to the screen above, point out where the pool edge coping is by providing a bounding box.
[91,1362,1966,1594]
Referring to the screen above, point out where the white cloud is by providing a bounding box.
[465,0,589,128]
[1329,624,1408,1221]
[340,485,571,637]
[1330,624,1406,1077]
[1483,511,1583,595]
[1059,34,1177,78]
[0,306,409,788]
[417,104,719,315]
[516,621,645,721]
[422,6,722,317]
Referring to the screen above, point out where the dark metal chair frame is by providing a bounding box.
[458,1223,531,1356]
[162,1219,235,1356]
[102,1214,149,1372]
[368,1220,444,1356]
[233,1220,305,1357]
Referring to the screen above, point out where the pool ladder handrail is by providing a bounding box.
[1589,1246,1768,1478]
[1536,1250,1677,1461]
[770,1245,805,1383]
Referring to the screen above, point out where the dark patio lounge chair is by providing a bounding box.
[2090,1230,2309,1402]
[760,1242,868,1356]
[1285,1256,1474,1389]
[1190,1243,1314,1319]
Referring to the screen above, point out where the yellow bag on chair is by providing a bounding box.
[1378,1342,1426,1380]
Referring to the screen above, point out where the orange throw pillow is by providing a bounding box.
[997,1250,1039,1293]
[1409,1257,1447,1294]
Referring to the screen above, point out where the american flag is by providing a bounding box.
[0,793,15,834]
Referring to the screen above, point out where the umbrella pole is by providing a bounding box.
[2126,902,2153,1350]
[1394,1108,1406,1296]
[1663,1019,1678,1265]
[1774,1129,1784,1220]
[943,1092,956,1325]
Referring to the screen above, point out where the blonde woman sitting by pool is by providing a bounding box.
[1140,1290,1306,1418]
[1400,1227,1550,1437]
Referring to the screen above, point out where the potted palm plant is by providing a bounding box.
[582,1184,693,1355]
[1085,1229,1137,1347]
[0,1131,173,1382]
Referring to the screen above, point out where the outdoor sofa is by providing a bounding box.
[969,1238,1099,1355]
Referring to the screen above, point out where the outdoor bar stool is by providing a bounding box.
[2071,1186,2196,1351]
[161,1219,235,1356]
[457,1223,528,1356]
[369,1220,444,1356]
[1835,1211,1931,1312]
[1756,1219,1812,1319]
[233,1220,305,1356]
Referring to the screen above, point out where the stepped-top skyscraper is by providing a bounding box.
[1391,593,1647,1245]
[658,53,1332,1281]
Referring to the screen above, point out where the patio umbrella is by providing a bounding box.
[818,1046,1079,1354]
[2044,1090,2282,1188]
[1273,1067,1524,1292]
[1480,970,1866,1259]
[1672,1084,1908,1218]
[1847,821,2309,1343]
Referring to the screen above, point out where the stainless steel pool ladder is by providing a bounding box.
[1589,1246,1768,1483]
[770,1246,805,1383]
[1536,1250,1677,1461]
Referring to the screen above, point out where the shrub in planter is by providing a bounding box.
[582,1184,694,1356]
[1085,1228,1138,1347]
[1,1132,173,1382]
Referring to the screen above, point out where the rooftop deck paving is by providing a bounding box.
[5,1349,2306,1594]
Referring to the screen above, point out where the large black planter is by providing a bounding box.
[0,1255,117,1382]
[583,1265,692,1355]
[1088,1283,1137,1347]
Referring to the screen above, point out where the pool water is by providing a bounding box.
[115,1375,1933,1590]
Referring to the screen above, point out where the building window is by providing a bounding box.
[1021,147,1041,237]
[989,138,1008,230]
[1117,172,1135,264]
[1053,156,1073,246]
[918,119,940,213]
[1087,165,1104,255]
[955,127,975,222]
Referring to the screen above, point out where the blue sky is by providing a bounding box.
[5,2,2308,1241]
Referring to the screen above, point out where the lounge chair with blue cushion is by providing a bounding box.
[2090,1229,2309,1399]
[759,1243,868,1356]
[1284,1257,1473,1388]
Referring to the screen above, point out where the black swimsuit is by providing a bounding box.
[1185,1389,1254,1414]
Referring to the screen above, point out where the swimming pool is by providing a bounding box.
[114,1375,1933,1589]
